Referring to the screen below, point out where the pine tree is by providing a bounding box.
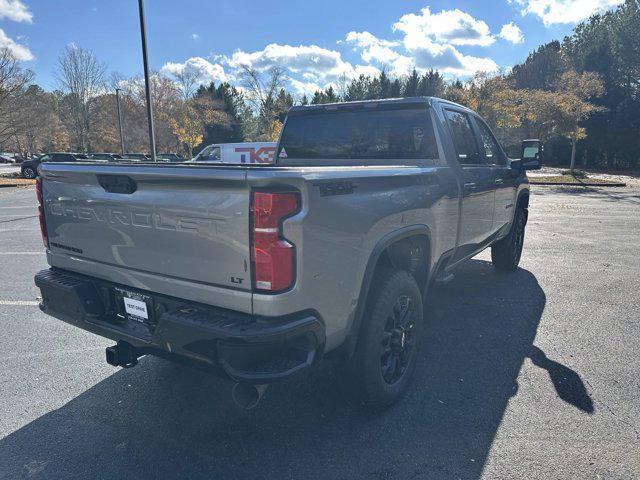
[379,71,391,98]
[194,82,245,149]
[403,69,420,97]
[311,91,324,104]
[419,70,446,97]
[324,86,338,102]
[344,75,369,101]
[389,79,402,98]
[510,41,565,91]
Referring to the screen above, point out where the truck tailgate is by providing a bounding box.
[40,164,252,300]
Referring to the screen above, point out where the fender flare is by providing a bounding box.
[517,188,530,209]
[341,224,432,358]
[516,188,530,226]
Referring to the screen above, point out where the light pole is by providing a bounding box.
[137,0,157,161]
[115,88,125,156]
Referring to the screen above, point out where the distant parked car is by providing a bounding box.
[21,153,87,179]
[123,153,150,161]
[157,153,185,162]
[88,153,124,161]
[0,153,27,163]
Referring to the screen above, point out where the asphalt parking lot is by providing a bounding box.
[0,184,639,479]
[0,164,20,176]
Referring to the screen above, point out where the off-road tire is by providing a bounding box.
[491,205,527,271]
[22,167,36,179]
[350,268,423,410]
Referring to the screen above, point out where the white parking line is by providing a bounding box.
[0,227,40,232]
[0,252,44,255]
[0,215,38,222]
[0,300,40,306]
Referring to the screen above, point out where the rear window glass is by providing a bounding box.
[278,107,438,162]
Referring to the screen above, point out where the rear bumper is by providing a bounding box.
[35,268,325,383]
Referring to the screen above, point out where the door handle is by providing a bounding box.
[464,182,476,190]
[494,178,504,185]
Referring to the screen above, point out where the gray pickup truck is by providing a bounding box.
[34,97,541,409]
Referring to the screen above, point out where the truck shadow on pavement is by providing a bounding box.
[533,186,640,205]
[0,260,594,480]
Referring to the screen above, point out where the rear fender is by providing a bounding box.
[339,225,432,359]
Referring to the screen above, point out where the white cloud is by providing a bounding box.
[0,28,33,60]
[499,22,524,44]
[344,31,399,49]
[393,7,495,47]
[161,56,228,84]
[344,31,401,64]
[163,43,386,99]
[361,44,400,64]
[0,0,32,23]
[344,6,500,76]
[227,43,356,82]
[404,36,498,76]
[289,78,322,97]
[344,28,497,77]
[388,54,414,77]
[221,43,389,97]
[353,64,381,78]
[190,33,200,41]
[164,5,506,96]
[510,0,623,25]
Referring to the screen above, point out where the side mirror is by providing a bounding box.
[519,140,543,170]
[277,112,287,123]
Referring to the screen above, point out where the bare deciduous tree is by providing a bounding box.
[239,65,286,138]
[240,65,286,111]
[172,67,199,101]
[11,85,55,155]
[0,48,33,148]
[56,45,106,151]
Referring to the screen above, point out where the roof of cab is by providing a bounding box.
[287,96,469,114]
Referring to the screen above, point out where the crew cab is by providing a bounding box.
[34,97,540,409]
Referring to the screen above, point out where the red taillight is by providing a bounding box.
[35,178,48,248]
[251,191,298,292]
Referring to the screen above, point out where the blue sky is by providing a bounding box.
[0,0,625,96]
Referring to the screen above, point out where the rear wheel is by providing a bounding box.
[22,167,36,179]
[491,205,527,271]
[350,268,423,410]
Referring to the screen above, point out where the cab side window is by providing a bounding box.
[444,109,480,166]
[198,146,221,161]
[476,118,506,166]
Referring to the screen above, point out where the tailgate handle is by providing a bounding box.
[97,175,137,194]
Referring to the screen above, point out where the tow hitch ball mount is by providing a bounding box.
[106,342,139,368]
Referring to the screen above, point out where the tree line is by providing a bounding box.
[1,0,638,169]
